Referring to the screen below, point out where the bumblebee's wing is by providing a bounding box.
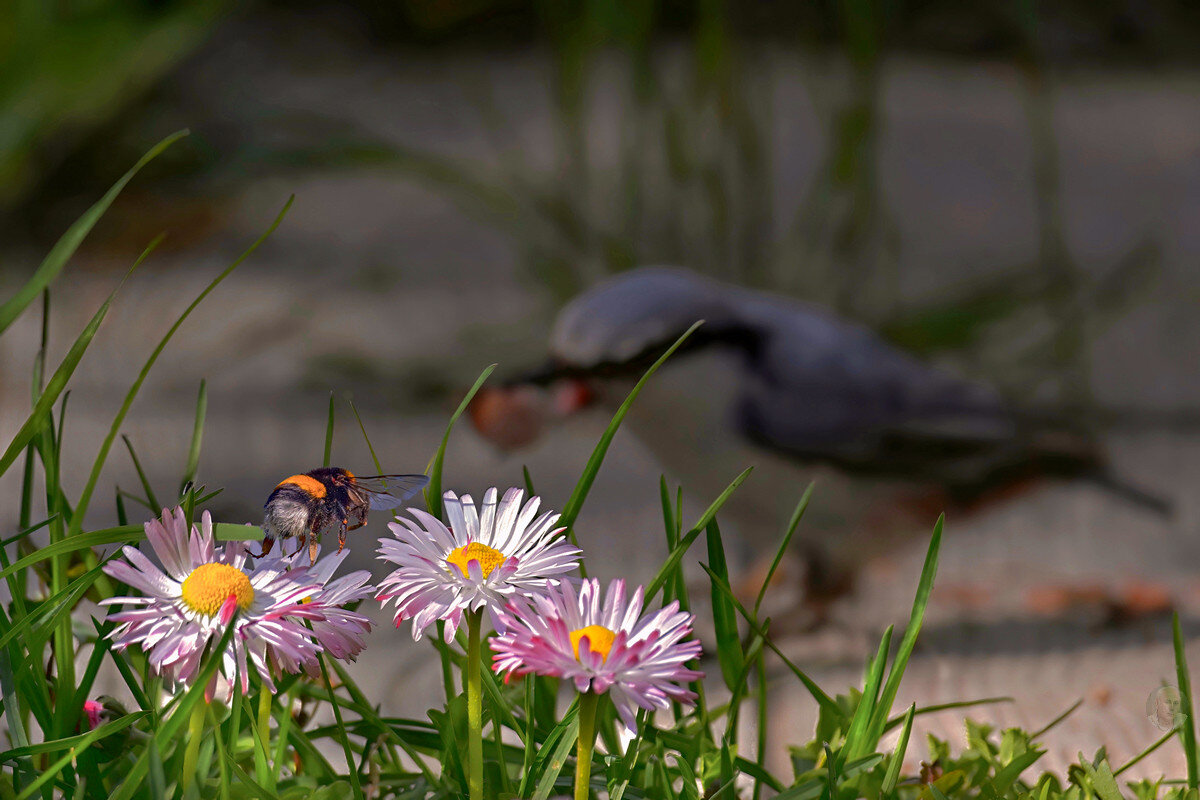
[354,474,430,510]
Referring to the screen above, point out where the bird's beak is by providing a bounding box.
[469,378,596,451]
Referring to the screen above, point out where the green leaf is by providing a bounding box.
[985,748,1044,797]
[0,130,187,334]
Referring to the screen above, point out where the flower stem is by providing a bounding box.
[575,691,601,800]
[181,698,207,792]
[467,610,484,800]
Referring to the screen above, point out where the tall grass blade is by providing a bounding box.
[841,626,893,765]
[122,435,160,511]
[0,252,148,479]
[179,379,207,496]
[882,704,915,795]
[425,364,496,520]
[557,321,703,540]
[754,482,814,617]
[69,197,294,537]
[0,130,187,334]
[867,514,943,742]
[705,519,744,691]
[9,712,147,800]
[1174,612,1198,789]
[646,467,752,601]
[323,390,336,467]
[700,562,839,718]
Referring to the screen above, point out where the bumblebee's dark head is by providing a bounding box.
[303,466,355,486]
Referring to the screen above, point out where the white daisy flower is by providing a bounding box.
[102,508,346,701]
[375,487,581,641]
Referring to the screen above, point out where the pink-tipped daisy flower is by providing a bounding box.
[261,545,376,672]
[102,508,348,701]
[491,578,704,730]
[375,487,581,641]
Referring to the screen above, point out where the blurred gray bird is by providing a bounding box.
[471,267,1167,619]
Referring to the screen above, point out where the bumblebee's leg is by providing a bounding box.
[308,534,319,563]
[251,536,275,558]
[337,517,349,553]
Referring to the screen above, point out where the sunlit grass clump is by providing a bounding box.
[1,134,1196,800]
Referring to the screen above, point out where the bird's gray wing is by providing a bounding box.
[732,297,1021,483]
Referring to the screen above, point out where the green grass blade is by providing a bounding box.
[882,704,915,796]
[0,525,141,581]
[69,197,294,538]
[529,701,580,800]
[705,519,744,691]
[1114,729,1175,777]
[121,435,160,511]
[754,482,814,617]
[841,626,893,765]
[646,467,752,601]
[425,364,496,520]
[0,255,146,479]
[323,390,336,467]
[1030,698,1083,739]
[6,559,114,652]
[882,697,1012,733]
[0,131,187,335]
[700,562,839,719]
[1175,612,1199,789]
[557,322,703,542]
[315,651,364,799]
[178,379,207,496]
[110,621,238,800]
[867,514,943,742]
[9,712,148,800]
[348,399,384,474]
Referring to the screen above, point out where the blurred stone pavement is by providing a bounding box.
[3,14,1200,782]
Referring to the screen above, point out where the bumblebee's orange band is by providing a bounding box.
[278,474,327,498]
[343,469,355,481]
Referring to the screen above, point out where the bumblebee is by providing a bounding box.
[257,467,429,561]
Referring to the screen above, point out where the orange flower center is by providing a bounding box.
[570,625,617,663]
[180,563,254,616]
[446,542,506,579]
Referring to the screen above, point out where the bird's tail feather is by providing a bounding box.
[1083,469,1173,516]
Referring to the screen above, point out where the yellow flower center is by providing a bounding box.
[180,563,254,616]
[570,625,617,663]
[446,542,507,579]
